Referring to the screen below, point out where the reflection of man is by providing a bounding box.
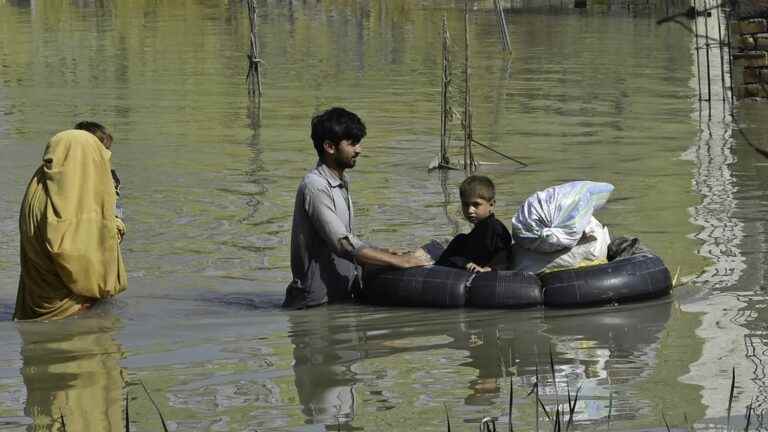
[289,308,358,426]
[284,107,429,309]
[18,314,124,431]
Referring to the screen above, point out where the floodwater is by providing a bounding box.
[0,0,767,430]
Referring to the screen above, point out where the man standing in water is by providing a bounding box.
[284,107,430,309]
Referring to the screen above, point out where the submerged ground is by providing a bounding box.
[1,0,767,430]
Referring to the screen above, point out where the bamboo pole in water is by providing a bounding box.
[703,0,713,109]
[693,0,703,102]
[246,0,263,98]
[703,0,713,119]
[715,5,727,105]
[441,16,451,167]
[494,0,512,52]
[464,0,476,175]
[724,5,735,110]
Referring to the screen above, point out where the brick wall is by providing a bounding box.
[735,18,768,98]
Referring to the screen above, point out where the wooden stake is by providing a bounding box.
[703,0,713,119]
[715,5,726,105]
[723,5,735,110]
[464,0,476,176]
[441,15,451,167]
[693,0,703,102]
[246,0,263,98]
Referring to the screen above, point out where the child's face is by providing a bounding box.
[461,195,494,224]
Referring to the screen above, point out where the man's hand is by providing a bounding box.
[397,252,432,268]
[355,247,431,268]
[465,262,491,273]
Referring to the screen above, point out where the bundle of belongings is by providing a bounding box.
[509,181,614,274]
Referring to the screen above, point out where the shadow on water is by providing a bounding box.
[200,292,285,311]
[288,299,672,428]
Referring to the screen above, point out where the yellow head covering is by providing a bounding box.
[14,130,127,320]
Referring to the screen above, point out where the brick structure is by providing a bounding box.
[734,9,768,98]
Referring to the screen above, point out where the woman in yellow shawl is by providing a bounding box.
[14,129,128,320]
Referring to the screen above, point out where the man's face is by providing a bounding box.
[461,195,494,224]
[331,139,362,169]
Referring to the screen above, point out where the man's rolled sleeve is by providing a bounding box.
[304,184,362,260]
[338,234,367,259]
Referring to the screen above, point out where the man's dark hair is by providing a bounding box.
[310,107,366,157]
[74,121,113,149]
[459,175,496,202]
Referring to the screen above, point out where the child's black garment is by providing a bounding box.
[436,214,513,270]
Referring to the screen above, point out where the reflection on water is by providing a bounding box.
[17,313,124,431]
[288,301,672,429]
[676,10,768,427]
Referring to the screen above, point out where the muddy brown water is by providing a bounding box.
[0,1,767,430]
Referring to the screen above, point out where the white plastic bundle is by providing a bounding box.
[510,217,611,274]
[511,181,614,253]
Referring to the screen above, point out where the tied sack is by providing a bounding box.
[510,216,611,274]
[510,181,614,274]
[511,181,613,252]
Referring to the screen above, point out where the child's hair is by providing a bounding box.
[310,107,367,157]
[74,121,113,149]
[459,175,496,202]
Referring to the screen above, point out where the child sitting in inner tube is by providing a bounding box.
[435,175,513,273]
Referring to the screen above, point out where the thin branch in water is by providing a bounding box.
[444,402,452,432]
[662,409,671,432]
[607,389,613,431]
[727,366,736,431]
[125,387,131,432]
[471,139,528,167]
[662,17,722,43]
[508,374,514,432]
[139,380,170,432]
[60,412,67,432]
[493,0,511,52]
